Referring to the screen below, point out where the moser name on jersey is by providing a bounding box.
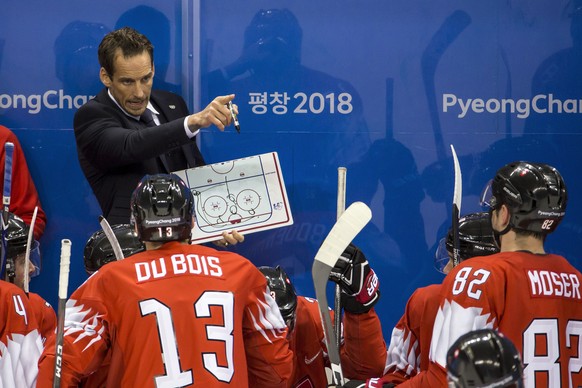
[135,254,223,282]
[528,269,580,299]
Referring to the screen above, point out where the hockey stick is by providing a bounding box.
[334,167,347,350]
[98,215,124,261]
[450,145,462,267]
[312,201,372,386]
[2,142,13,213]
[53,239,72,388]
[23,206,38,293]
[1,142,14,281]
[422,10,471,161]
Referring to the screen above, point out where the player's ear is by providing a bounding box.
[499,204,511,229]
[100,67,112,87]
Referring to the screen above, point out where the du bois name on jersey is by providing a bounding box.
[134,253,222,281]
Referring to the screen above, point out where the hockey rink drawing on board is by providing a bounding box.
[174,152,293,244]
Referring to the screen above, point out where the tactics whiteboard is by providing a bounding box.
[174,152,293,244]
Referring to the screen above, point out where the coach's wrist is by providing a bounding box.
[184,115,201,138]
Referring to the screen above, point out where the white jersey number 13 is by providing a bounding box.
[139,291,235,387]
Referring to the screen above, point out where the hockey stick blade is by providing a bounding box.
[451,144,462,267]
[451,145,462,214]
[99,215,124,262]
[23,206,38,293]
[312,201,372,385]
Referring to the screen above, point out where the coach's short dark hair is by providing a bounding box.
[98,27,154,77]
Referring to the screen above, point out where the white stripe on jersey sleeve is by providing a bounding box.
[429,300,495,368]
[63,299,105,352]
[383,327,420,376]
[248,290,287,344]
[0,330,43,388]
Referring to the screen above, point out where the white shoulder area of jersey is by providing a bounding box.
[0,330,43,387]
[249,290,287,343]
[428,299,495,368]
[384,326,420,376]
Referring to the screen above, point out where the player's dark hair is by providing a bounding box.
[513,228,545,241]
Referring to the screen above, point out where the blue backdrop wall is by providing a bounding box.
[1,0,581,342]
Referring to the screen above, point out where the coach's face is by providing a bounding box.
[100,48,154,116]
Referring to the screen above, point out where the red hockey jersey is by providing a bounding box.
[400,251,582,387]
[290,296,386,387]
[0,280,43,387]
[37,242,293,387]
[380,283,442,384]
[28,292,56,344]
[0,125,46,239]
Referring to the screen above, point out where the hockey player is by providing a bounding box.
[83,223,145,275]
[37,173,293,387]
[78,223,146,387]
[0,278,43,387]
[447,328,524,387]
[0,213,44,387]
[259,243,387,387]
[341,212,499,388]
[2,211,56,343]
[0,125,47,240]
[399,161,582,387]
[380,212,498,384]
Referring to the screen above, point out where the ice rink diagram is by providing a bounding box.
[174,152,293,243]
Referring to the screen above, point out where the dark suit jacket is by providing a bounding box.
[74,88,205,224]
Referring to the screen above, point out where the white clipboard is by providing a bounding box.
[174,152,293,244]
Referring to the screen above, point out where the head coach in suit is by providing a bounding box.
[74,27,238,226]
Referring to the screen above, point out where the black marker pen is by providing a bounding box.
[228,101,241,133]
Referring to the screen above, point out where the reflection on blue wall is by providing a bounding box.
[0,0,580,344]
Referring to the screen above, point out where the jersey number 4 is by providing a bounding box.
[139,291,234,386]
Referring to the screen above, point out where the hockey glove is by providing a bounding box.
[329,243,380,314]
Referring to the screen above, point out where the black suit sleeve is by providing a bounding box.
[74,100,192,172]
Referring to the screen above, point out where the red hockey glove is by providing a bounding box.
[329,244,380,313]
